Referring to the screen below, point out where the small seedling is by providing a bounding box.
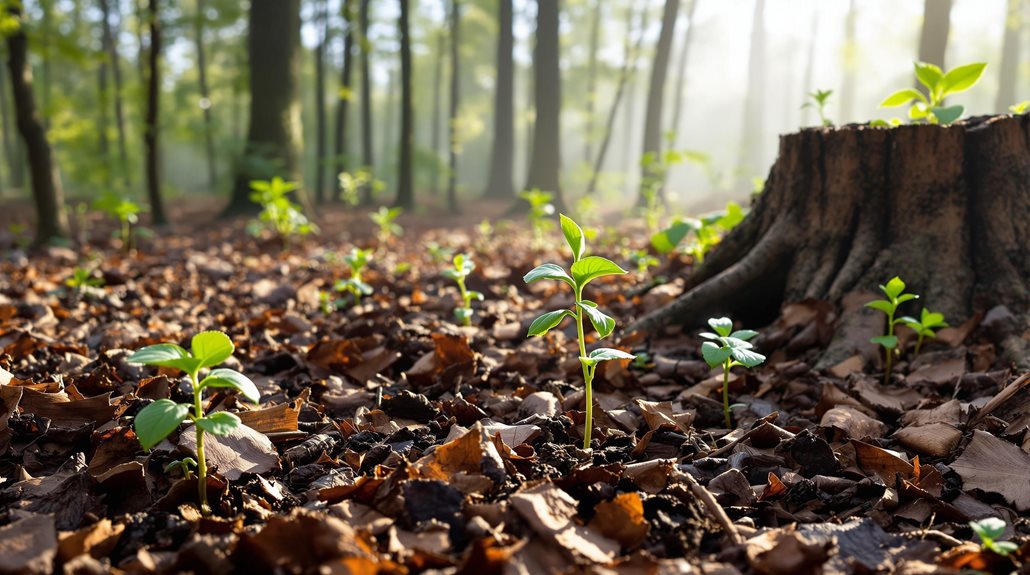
[524,214,634,449]
[475,219,494,252]
[970,517,1019,557]
[426,242,454,264]
[65,266,105,297]
[880,61,987,125]
[801,89,834,126]
[338,168,383,206]
[700,317,766,429]
[1010,101,1030,115]
[318,290,337,315]
[333,247,374,305]
[630,250,659,274]
[865,276,918,383]
[651,201,745,263]
[249,177,318,249]
[129,331,260,515]
[93,191,144,251]
[370,206,403,245]
[519,189,555,247]
[443,253,483,326]
[900,307,948,356]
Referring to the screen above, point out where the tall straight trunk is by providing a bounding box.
[97,60,111,176]
[5,4,68,243]
[917,0,951,70]
[587,3,646,196]
[382,69,396,175]
[524,0,564,209]
[358,0,374,205]
[736,0,765,184]
[582,0,601,163]
[394,0,414,210]
[669,0,698,150]
[430,29,444,196]
[333,0,354,199]
[636,0,679,205]
[144,0,166,225]
[225,0,304,216]
[799,7,818,125]
[194,0,216,191]
[0,56,23,190]
[996,0,1022,112]
[99,0,130,185]
[446,0,460,212]
[839,0,857,123]
[314,0,329,204]
[484,0,514,198]
[40,0,51,125]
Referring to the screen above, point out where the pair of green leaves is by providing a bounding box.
[344,247,372,273]
[970,517,1019,556]
[371,207,404,238]
[865,276,918,350]
[899,307,948,339]
[129,331,260,450]
[699,317,766,369]
[880,61,987,125]
[442,253,476,283]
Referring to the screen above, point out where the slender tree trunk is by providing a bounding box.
[40,0,52,125]
[194,0,216,192]
[587,4,646,196]
[583,0,601,164]
[358,0,374,205]
[314,0,329,204]
[484,0,514,199]
[446,0,460,213]
[0,55,23,190]
[99,0,130,186]
[394,0,414,210]
[799,8,818,125]
[670,0,698,150]
[224,0,304,216]
[636,0,679,206]
[736,0,765,184]
[839,0,857,123]
[917,0,952,70]
[524,0,564,209]
[5,4,68,243]
[430,29,444,196]
[333,0,354,200]
[144,0,166,225]
[97,60,111,178]
[382,68,396,177]
[996,0,1022,112]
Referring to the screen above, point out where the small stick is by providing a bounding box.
[671,469,745,546]
[967,373,1030,428]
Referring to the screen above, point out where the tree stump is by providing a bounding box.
[629,115,1029,368]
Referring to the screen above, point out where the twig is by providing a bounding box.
[671,469,745,546]
[967,372,1030,428]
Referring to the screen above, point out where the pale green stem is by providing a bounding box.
[574,286,593,450]
[884,309,895,385]
[722,359,731,429]
[914,333,924,356]
[190,370,210,515]
[456,276,471,327]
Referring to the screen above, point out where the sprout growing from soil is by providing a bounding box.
[370,206,403,245]
[128,331,259,515]
[333,247,374,306]
[248,177,318,249]
[65,266,104,297]
[899,307,948,356]
[879,61,987,125]
[700,317,766,429]
[443,253,483,327]
[93,191,145,251]
[801,89,834,126]
[519,189,555,247]
[970,517,1019,557]
[865,276,918,383]
[524,214,634,449]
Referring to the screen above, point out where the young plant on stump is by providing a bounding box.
[443,253,483,326]
[129,331,260,515]
[700,317,766,428]
[524,214,634,449]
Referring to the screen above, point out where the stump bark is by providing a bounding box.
[629,115,1030,368]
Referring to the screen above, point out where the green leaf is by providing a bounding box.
[970,518,1006,542]
[586,347,635,362]
[559,214,585,262]
[577,301,615,339]
[523,263,575,287]
[730,329,758,341]
[191,331,234,369]
[870,335,898,349]
[454,307,474,323]
[992,541,1018,556]
[570,256,628,288]
[730,347,766,368]
[127,343,201,374]
[650,220,693,254]
[865,300,895,315]
[195,411,242,436]
[895,293,919,304]
[921,309,947,328]
[931,105,964,125]
[914,62,943,91]
[939,62,986,96]
[198,368,261,403]
[699,332,721,340]
[467,290,485,301]
[879,88,926,108]
[881,277,906,299]
[134,399,190,450]
[707,317,733,337]
[527,309,574,337]
[701,341,732,367]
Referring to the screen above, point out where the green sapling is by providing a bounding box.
[865,276,918,383]
[700,317,766,428]
[970,517,1019,557]
[880,61,987,125]
[370,207,403,245]
[899,307,948,356]
[443,253,483,326]
[333,247,374,306]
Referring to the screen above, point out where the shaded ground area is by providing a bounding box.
[0,201,1026,574]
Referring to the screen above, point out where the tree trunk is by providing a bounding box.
[996,0,1022,113]
[97,58,111,177]
[5,4,68,244]
[333,0,354,199]
[736,0,765,184]
[224,0,303,216]
[484,0,514,199]
[445,0,460,213]
[524,0,564,210]
[430,28,444,196]
[917,0,951,69]
[314,0,329,204]
[358,0,374,205]
[194,0,217,192]
[40,0,52,125]
[99,0,130,186]
[669,0,698,150]
[582,0,600,164]
[636,0,679,206]
[839,0,857,123]
[382,68,396,181]
[629,117,1030,369]
[394,0,414,210]
[0,57,25,191]
[144,0,166,226]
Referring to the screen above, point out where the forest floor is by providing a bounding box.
[0,200,1027,574]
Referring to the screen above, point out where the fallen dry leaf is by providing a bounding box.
[951,430,1030,511]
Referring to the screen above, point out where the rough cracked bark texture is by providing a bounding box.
[629,116,1029,368]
